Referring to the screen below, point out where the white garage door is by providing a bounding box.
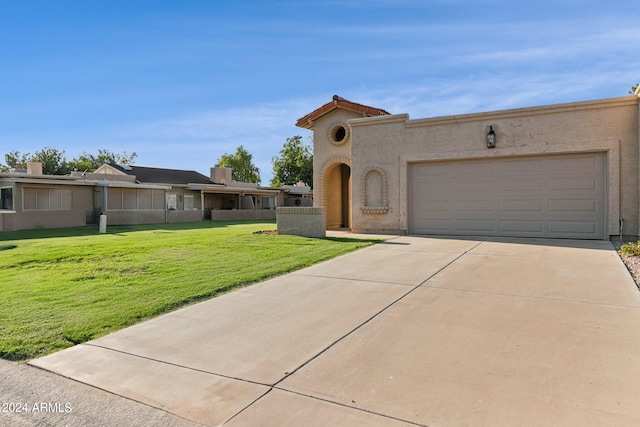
[409,153,606,239]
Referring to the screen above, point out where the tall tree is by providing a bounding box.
[70,149,137,172]
[270,136,313,188]
[32,147,72,175]
[631,83,639,94]
[3,150,31,170]
[215,145,261,183]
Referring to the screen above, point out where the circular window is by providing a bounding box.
[328,123,349,145]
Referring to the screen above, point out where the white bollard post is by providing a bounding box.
[99,215,107,234]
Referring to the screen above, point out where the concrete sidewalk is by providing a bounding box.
[28,236,640,426]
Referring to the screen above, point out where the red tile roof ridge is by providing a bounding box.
[295,95,391,129]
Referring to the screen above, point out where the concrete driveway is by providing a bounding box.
[31,236,640,426]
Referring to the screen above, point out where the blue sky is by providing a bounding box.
[1,0,638,184]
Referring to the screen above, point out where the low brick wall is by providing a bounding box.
[276,207,326,238]
[103,210,166,226]
[211,210,252,221]
[167,210,202,223]
[8,210,87,231]
[210,210,277,221]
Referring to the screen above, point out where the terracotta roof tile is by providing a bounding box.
[295,95,390,129]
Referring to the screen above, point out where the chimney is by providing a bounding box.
[27,162,43,175]
[211,167,233,184]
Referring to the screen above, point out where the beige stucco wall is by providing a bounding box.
[345,96,639,237]
[0,182,94,231]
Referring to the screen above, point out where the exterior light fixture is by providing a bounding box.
[486,125,496,148]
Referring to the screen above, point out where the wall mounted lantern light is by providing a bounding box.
[486,125,496,148]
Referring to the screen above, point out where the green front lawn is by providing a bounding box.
[0,221,379,361]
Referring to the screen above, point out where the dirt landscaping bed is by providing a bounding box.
[613,241,640,292]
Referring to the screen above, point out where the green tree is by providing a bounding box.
[215,145,261,183]
[1,148,68,174]
[270,136,313,188]
[70,149,137,172]
[631,83,639,94]
[2,148,138,175]
[2,150,31,171]
[32,147,72,175]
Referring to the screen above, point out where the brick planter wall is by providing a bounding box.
[276,207,326,238]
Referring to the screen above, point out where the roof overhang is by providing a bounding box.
[0,176,94,186]
[92,181,171,190]
[0,175,171,190]
[195,185,281,195]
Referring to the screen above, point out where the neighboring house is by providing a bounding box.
[0,162,112,232]
[297,93,640,240]
[0,163,311,232]
[90,164,210,225]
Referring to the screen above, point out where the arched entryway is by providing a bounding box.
[322,160,351,230]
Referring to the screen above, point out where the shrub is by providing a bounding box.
[620,241,640,256]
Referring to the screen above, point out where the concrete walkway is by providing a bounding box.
[29,236,640,426]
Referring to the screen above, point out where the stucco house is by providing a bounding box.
[0,163,311,232]
[297,93,640,240]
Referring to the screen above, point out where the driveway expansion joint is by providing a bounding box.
[270,387,427,427]
[290,272,419,287]
[413,240,486,289]
[84,343,273,388]
[26,358,207,427]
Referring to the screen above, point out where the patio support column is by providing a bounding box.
[200,191,205,220]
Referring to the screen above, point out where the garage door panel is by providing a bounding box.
[455,219,496,232]
[415,164,452,177]
[416,212,452,222]
[500,200,543,212]
[454,180,494,193]
[498,221,544,233]
[410,153,606,239]
[454,200,494,211]
[549,177,598,191]
[416,219,452,231]
[547,155,599,171]
[499,158,544,174]
[549,221,597,234]
[415,181,452,193]
[416,199,452,211]
[548,199,597,212]
[497,179,544,192]
[452,162,495,176]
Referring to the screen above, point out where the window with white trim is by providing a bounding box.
[166,194,177,210]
